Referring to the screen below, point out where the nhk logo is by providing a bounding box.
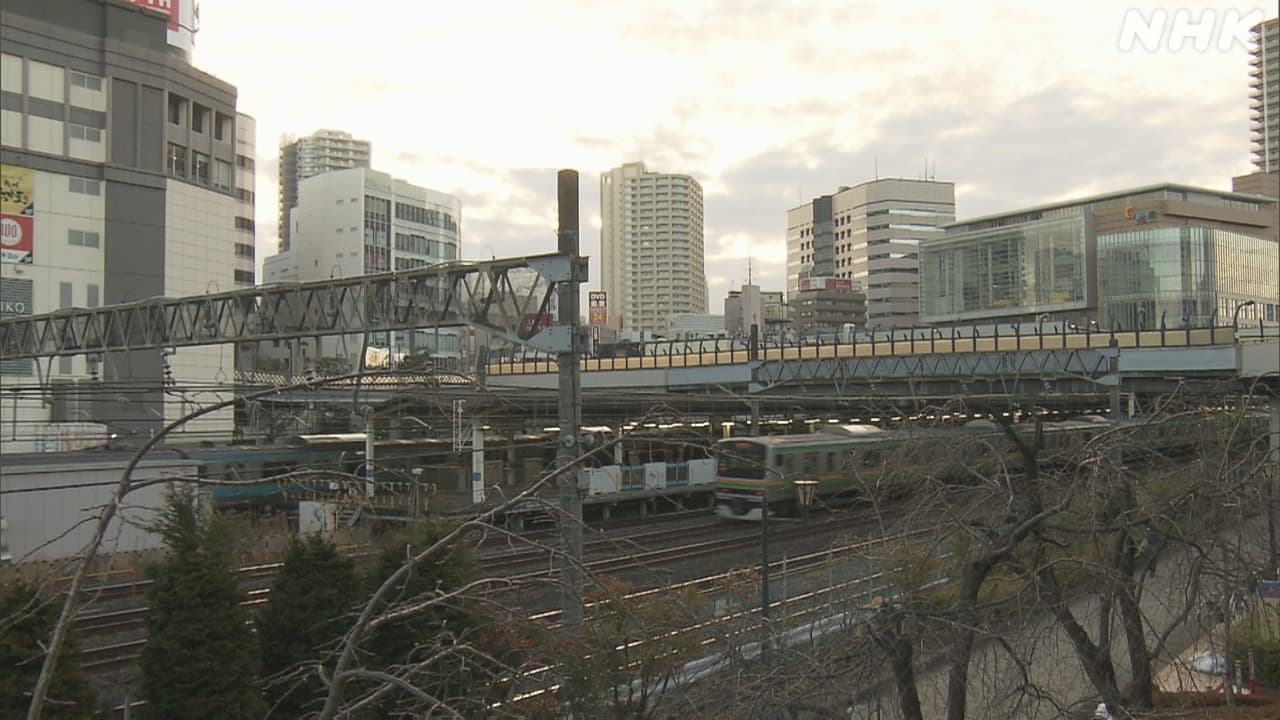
[1118,8,1267,52]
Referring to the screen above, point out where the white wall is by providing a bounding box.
[0,458,197,562]
[164,180,236,442]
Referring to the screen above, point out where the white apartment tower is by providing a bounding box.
[233,113,256,288]
[1250,17,1279,174]
[599,162,707,335]
[264,167,461,366]
[278,129,372,250]
[786,178,955,328]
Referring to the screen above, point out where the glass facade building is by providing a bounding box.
[1098,227,1279,329]
[920,183,1278,328]
[921,213,1093,322]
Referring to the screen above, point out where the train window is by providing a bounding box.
[863,449,881,467]
[827,452,837,472]
[774,454,785,467]
[803,453,817,474]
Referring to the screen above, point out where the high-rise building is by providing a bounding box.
[724,284,789,339]
[262,167,461,367]
[277,129,371,251]
[1250,17,1279,174]
[786,179,955,328]
[233,113,256,289]
[1,0,248,450]
[600,162,707,336]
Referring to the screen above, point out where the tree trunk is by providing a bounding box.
[1116,536,1154,708]
[1038,566,1124,709]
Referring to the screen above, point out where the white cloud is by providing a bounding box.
[191,0,1277,299]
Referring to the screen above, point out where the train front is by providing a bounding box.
[713,438,776,520]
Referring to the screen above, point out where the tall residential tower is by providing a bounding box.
[277,129,371,250]
[599,162,707,336]
[786,178,955,328]
[1250,17,1279,174]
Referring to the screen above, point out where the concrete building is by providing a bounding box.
[724,284,789,339]
[278,129,371,251]
[790,276,868,338]
[1251,17,1279,174]
[600,162,707,334]
[920,183,1279,330]
[667,313,726,339]
[262,167,461,369]
[1,0,249,451]
[786,178,955,328]
[233,113,256,288]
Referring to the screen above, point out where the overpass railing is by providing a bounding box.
[484,323,1279,376]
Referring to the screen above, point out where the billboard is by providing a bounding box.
[118,0,196,56]
[119,0,179,30]
[0,165,34,264]
[588,290,607,325]
[799,276,853,293]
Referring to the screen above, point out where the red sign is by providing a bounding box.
[119,0,180,30]
[0,215,33,264]
[518,312,555,337]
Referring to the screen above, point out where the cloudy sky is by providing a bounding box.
[192,1,1275,313]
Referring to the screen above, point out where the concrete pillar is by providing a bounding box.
[471,423,485,504]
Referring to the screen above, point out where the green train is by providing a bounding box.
[712,418,1120,520]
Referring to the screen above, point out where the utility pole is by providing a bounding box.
[556,169,585,628]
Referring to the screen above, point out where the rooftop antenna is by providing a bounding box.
[874,156,878,180]
[748,256,754,285]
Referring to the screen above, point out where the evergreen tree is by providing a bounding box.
[362,522,484,716]
[257,534,359,718]
[138,487,264,719]
[0,582,101,719]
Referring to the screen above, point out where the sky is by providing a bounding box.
[191,1,1277,315]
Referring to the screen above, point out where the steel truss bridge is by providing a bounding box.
[0,253,585,359]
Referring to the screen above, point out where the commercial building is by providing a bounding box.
[786,178,955,328]
[1250,17,1279,174]
[919,183,1279,329]
[790,276,868,338]
[724,284,789,339]
[1,0,250,451]
[600,162,707,334]
[667,313,726,339]
[262,167,461,369]
[278,129,371,251]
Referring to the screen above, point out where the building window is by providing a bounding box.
[167,144,186,177]
[191,151,210,183]
[68,229,100,248]
[213,159,232,191]
[69,124,102,142]
[214,112,232,141]
[87,284,99,308]
[70,70,102,91]
[236,154,254,170]
[235,242,255,258]
[234,270,255,284]
[235,216,255,232]
[69,177,100,195]
[191,103,210,134]
[167,94,186,125]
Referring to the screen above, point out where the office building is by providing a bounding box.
[1251,17,1279,174]
[667,313,726,339]
[262,167,461,368]
[790,276,867,338]
[233,113,256,288]
[920,183,1279,329]
[786,178,955,328]
[724,284,789,339]
[278,129,371,251]
[600,162,707,335]
[1,0,249,451]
